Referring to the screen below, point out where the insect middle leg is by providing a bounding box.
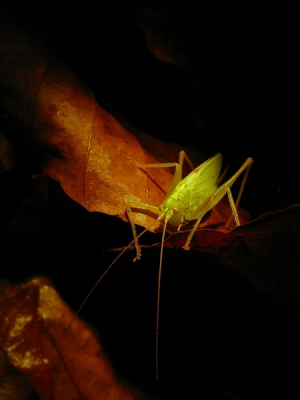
[183,157,253,250]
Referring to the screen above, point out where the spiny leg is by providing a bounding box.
[126,204,142,261]
[182,157,253,250]
[126,201,161,261]
[182,186,239,251]
[225,161,252,228]
[225,186,240,225]
[210,157,253,229]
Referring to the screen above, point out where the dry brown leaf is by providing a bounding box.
[0,277,149,400]
[162,205,300,300]
[0,1,202,232]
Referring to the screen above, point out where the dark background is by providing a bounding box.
[1,1,299,399]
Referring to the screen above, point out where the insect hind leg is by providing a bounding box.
[224,185,240,226]
[225,159,253,229]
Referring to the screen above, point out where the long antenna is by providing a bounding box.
[62,221,158,339]
[156,217,168,381]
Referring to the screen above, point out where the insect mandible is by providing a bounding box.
[67,151,253,380]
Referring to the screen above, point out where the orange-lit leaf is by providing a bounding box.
[0,2,201,231]
[0,278,147,400]
[162,205,300,296]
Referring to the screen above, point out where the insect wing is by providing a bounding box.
[175,153,222,200]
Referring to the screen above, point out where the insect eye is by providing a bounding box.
[159,204,163,211]
[172,206,179,213]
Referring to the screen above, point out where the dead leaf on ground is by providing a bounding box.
[0,1,203,232]
[0,277,149,400]
[159,204,300,311]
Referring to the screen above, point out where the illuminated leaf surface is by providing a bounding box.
[0,278,148,400]
[0,1,202,231]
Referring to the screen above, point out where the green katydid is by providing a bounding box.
[66,151,253,380]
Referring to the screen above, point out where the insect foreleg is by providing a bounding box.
[126,205,142,261]
[126,201,161,261]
